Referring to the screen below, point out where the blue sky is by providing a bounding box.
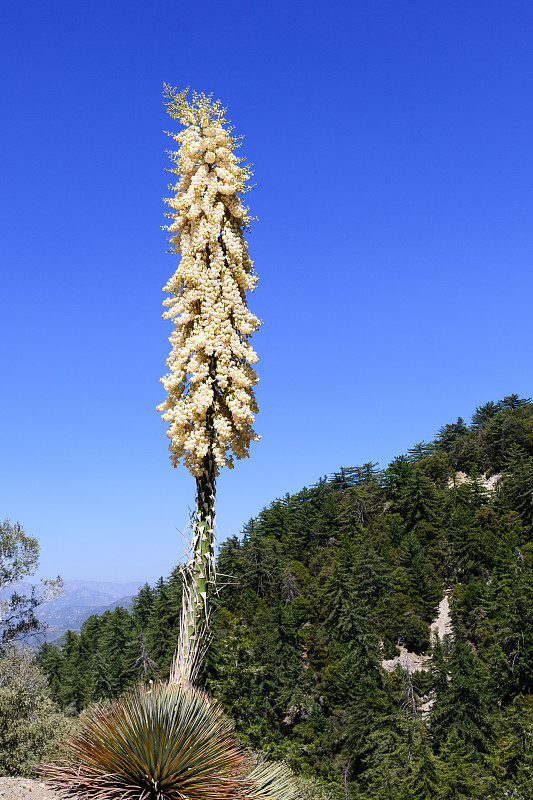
[1,0,531,583]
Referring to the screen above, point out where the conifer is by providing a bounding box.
[435,730,488,799]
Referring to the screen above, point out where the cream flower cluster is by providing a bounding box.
[158,89,260,477]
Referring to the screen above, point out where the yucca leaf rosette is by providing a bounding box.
[40,682,299,800]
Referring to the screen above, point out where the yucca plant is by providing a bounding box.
[41,681,246,799]
[158,86,261,640]
[40,681,299,800]
[247,761,303,800]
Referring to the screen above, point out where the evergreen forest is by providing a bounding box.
[38,395,533,799]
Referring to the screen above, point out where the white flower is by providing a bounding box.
[159,90,260,476]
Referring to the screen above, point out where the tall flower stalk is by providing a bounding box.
[40,89,300,800]
[158,86,260,650]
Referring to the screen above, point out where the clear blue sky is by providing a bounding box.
[1,0,531,583]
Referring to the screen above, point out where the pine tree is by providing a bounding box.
[429,635,451,697]
[471,400,501,431]
[383,456,413,513]
[215,535,244,598]
[501,445,533,524]
[336,608,393,775]
[57,629,84,712]
[130,583,155,630]
[492,694,533,788]
[241,521,276,598]
[98,607,135,697]
[400,471,438,532]
[435,418,469,454]
[145,577,179,669]
[399,532,441,618]
[406,442,434,463]
[490,566,533,699]
[435,729,488,799]
[36,642,63,705]
[324,532,359,639]
[351,541,390,611]
[204,616,274,749]
[249,600,308,737]
[360,720,407,799]
[90,650,114,701]
[431,640,494,755]
[361,711,438,800]
[403,722,441,800]
[124,632,159,682]
[500,394,531,410]
[282,563,300,605]
[77,613,101,704]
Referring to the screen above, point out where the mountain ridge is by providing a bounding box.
[30,580,144,642]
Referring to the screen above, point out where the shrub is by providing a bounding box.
[0,647,71,776]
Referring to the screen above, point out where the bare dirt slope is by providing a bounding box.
[0,778,61,800]
[430,592,452,640]
[381,591,452,674]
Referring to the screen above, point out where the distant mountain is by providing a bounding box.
[9,579,144,644]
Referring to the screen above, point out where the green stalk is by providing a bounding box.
[176,445,216,685]
[187,355,217,641]
[192,449,216,626]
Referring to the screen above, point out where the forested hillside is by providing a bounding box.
[38,395,533,799]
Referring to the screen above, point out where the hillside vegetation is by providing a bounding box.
[38,395,533,799]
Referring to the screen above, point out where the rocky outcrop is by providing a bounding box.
[381,591,452,674]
